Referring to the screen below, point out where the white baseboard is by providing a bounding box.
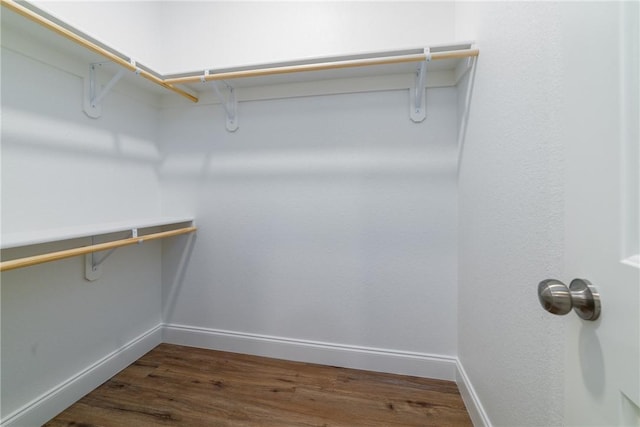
[1,324,163,427]
[162,323,457,381]
[456,359,492,427]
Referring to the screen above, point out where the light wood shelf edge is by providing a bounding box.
[1,217,195,249]
[0,226,197,272]
[2,0,478,102]
[165,49,480,85]
[0,0,198,103]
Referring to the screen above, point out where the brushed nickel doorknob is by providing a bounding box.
[538,278,601,321]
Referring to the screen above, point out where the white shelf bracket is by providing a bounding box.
[204,71,238,132]
[84,60,139,119]
[410,47,431,123]
[84,228,138,281]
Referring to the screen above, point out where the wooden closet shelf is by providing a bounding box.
[1,0,478,105]
[164,47,479,85]
[0,218,196,272]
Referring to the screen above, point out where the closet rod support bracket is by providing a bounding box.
[84,228,138,281]
[205,72,239,132]
[83,60,136,119]
[410,48,430,123]
[225,86,239,132]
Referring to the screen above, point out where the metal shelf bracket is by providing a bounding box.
[204,71,238,132]
[85,228,139,281]
[410,47,431,123]
[84,60,140,119]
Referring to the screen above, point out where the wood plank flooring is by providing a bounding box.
[45,344,472,426]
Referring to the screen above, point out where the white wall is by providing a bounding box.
[159,88,460,372]
[32,1,455,75]
[155,1,455,74]
[30,0,160,70]
[455,2,565,426]
[0,38,163,425]
[149,0,461,376]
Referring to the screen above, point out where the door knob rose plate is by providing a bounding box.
[538,278,601,321]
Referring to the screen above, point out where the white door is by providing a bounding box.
[559,2,639,425]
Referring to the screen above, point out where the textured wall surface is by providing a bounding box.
[154,1,455,74]
[455,3,565,426]
[0,44,163,420]
[159,88,460,361]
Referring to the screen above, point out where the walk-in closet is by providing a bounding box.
[2,1,638,426]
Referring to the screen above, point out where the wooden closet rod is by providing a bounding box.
[1,0,198,103]
[164,48,480,85]
[0,226,197,272]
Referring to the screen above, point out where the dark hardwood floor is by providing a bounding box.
[45,343,472,426]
